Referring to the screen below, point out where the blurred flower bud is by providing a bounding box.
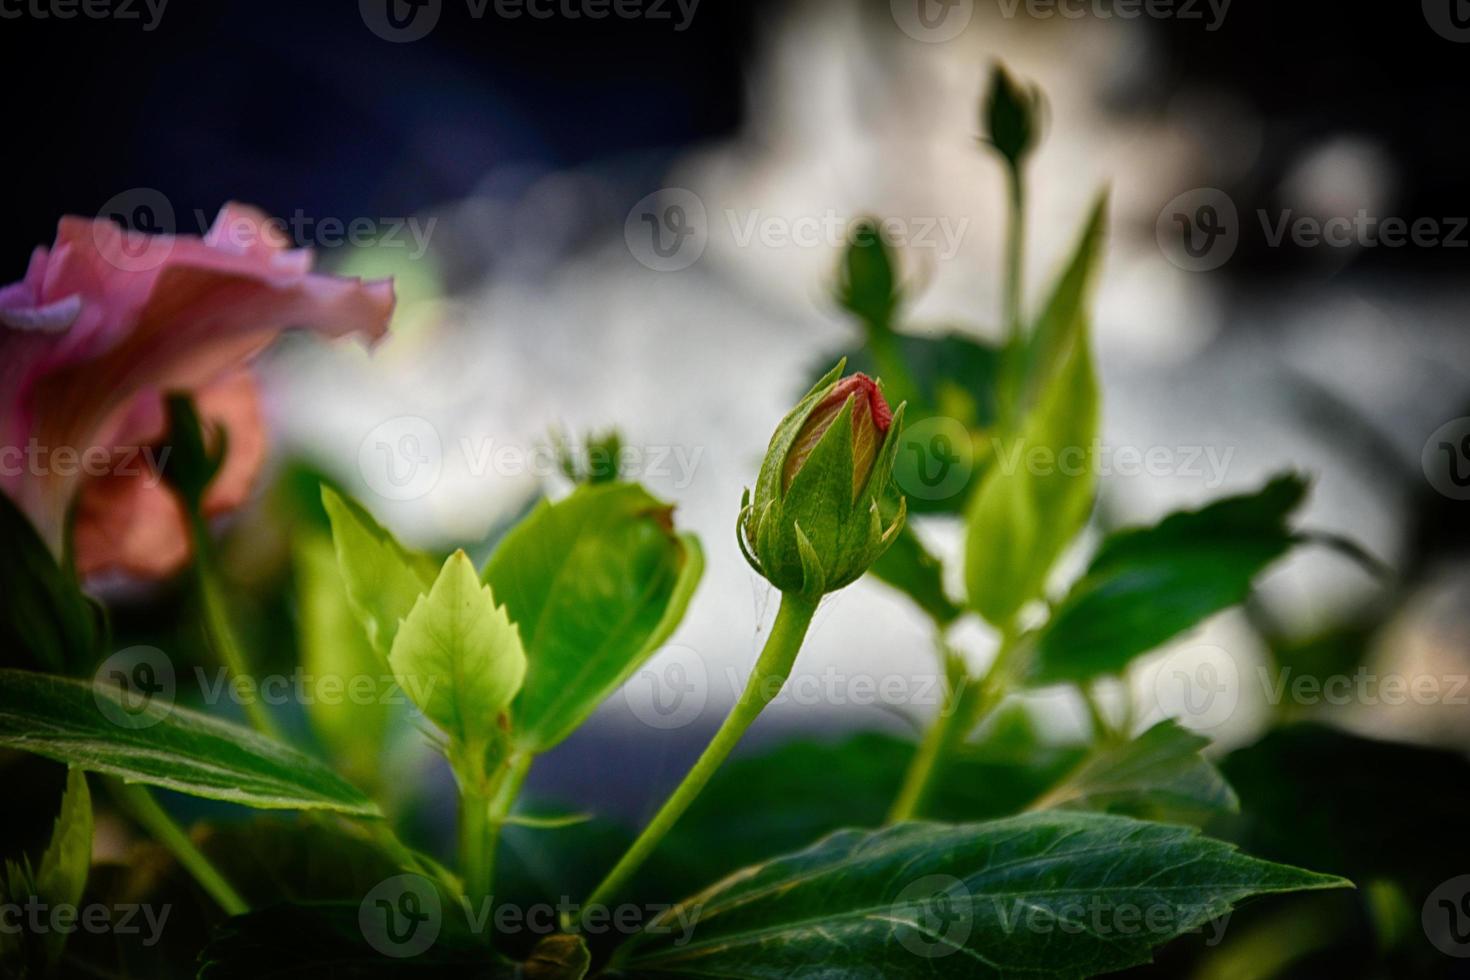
[740,362,907,597]
[982,64,1043,169]
[835,220,900,326]
[157,393,227,514]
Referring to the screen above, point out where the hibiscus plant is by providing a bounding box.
[0,68,1367,979]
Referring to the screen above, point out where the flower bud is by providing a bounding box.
[982,64,1043,170]
[740,361,906,597]
[835,219,900,327]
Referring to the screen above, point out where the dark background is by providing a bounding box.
[4,0,1469,279]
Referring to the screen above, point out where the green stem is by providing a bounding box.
[1081,684,1116,744]
[108,780,247,916]
[888,622,1022,822]
[483,751,532,910]
[187,513,281,739]
[888,675,979,823]
[580,591,819,917]
[456,746,531,931]
[1003,162,1026,342]
[459,785,491,916]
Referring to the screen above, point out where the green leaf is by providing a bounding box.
[0,669,378,815]
[482,482,702,752]
[2,767,93,972]
[1220,724,1470,893]
[637,714,1083,902]
[1002,193,1108,418]
[389,550,527,752]
[1030,720,1238,826]
[867,332,1003,429]
[500,811,594,830]
[0,490,105,674]
[294,531,393,788]
[868,524,962,626]
[965,332,1098,626]
[321,485,438,662]
[1030,474,1307,685]
[35,767,92,912]
[616,812,1349,979]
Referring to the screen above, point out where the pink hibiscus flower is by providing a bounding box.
[0,202,394,578]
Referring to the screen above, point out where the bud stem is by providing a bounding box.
[108,778,248,916]
[887,620,1022,823]
[187,511,282,740]
[1003,162,1027,344]
[580,591,819,919]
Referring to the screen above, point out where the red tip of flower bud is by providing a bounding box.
[840,374,893,435]
[782,373,894,499]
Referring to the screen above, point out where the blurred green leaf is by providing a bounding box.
[202,815,404,905]
[965,332,1098,626]
[1219,724,1470,894]
[1001,192,1108,419]
[0,669,378,815]
[825,332,1002,432]
[294,531,392,788]
[1031,474,1307,685]
[1,767,92,973]
[321,486,438,663]
[390,551,527,755]
[615,812,1348,979]
[868,524,962,625]
[1031,720,1238,826]
[482,483,702,753]
[0,490,105,674]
